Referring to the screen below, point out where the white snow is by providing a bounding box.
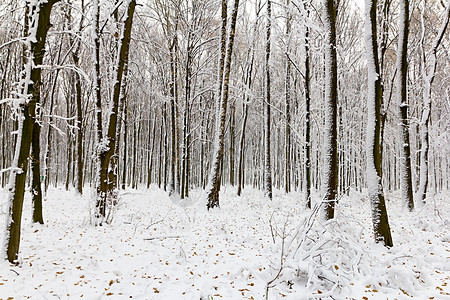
[0,186,449,299]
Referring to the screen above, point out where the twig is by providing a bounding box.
[144,235,181,241]
[10,269,19,275]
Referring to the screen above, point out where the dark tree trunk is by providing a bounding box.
[304,3,311,208]
[121,101,128,190]
[229,103,235,186]
[95,0,136,219]
[264,0,273,200]
[31,120,44,224]
[169,35,178,196]
[397,0,414,211]
[285,0,291,195]
[322,0,338,219]
[365,0,393,247]
[4,0,59,263]
[206,0,240,209]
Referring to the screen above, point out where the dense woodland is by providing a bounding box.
[0,0,449,265]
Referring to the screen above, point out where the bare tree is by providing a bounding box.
[418,0,450,202]
[206,0,240,209]
[3,0,60,263]
[95,0,136,220]
[365,0,393,247]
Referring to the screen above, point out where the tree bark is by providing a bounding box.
[396,0,414,211]
[365,0,393,247]
[206,0,240,209]
[264,0,273,200]
[4,0,60,263]
[304,2,311,208]
[285,0,292,195]
[95,0,136,219]
[323,0,338,219]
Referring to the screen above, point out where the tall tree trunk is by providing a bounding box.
[93,0,106,218]
[229,102,235,186]
[158,109,163,189]
[164,103,169,191]
[237,0,259,197]
[264,0,273,200]
[147,108,157,188]
[365,0,393,247]
[31,115,44,224]
[169,33,178,196]
[418,0,450,202]
[65,89,73,191]
[285,0,292,195]
[74,51,83,194]
[4,0,59,263]
[111,63,128,192]
[206,0,240,209]
[304,2,311,208]
[95,0,136,219]
[323,0,338,219]
[122,100,128,190]
[132,119,138,189]
[397,0,414,211]
[181,42,192,199]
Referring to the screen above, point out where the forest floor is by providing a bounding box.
[0,186,449,299]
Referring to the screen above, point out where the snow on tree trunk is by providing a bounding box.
[418,0,450,203]
[365,0,393,247]
[206,0,240,209]
[3,0,59,263]
[264,0,273,200]
[92,0,106,220]
[396,0,414,212]
[94,0,136,221]
[303,0,311,209]
[168,29,178,196]
[237,0,259,197]
[322,0,338,219]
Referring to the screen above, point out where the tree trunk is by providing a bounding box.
[285,0,292,195]
[206,0,240,209]
[122,100,128,190]
[229,102,235,186]
[4,0,59,263]
[74,51,83,194]
[365,0,393,247]
[418,0,450,202]
[264,0,273,200]
[323,0,338,219]
[237,0,259,197]
[147,108,157,188]
[397,0,414,211]
[95,0,136,219]
[31,117,44,224]
[304,2,311,208]
[169,34,178,196]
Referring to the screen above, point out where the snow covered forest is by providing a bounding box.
[0,0,449,298]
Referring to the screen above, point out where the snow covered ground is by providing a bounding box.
[0,186,449,299]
